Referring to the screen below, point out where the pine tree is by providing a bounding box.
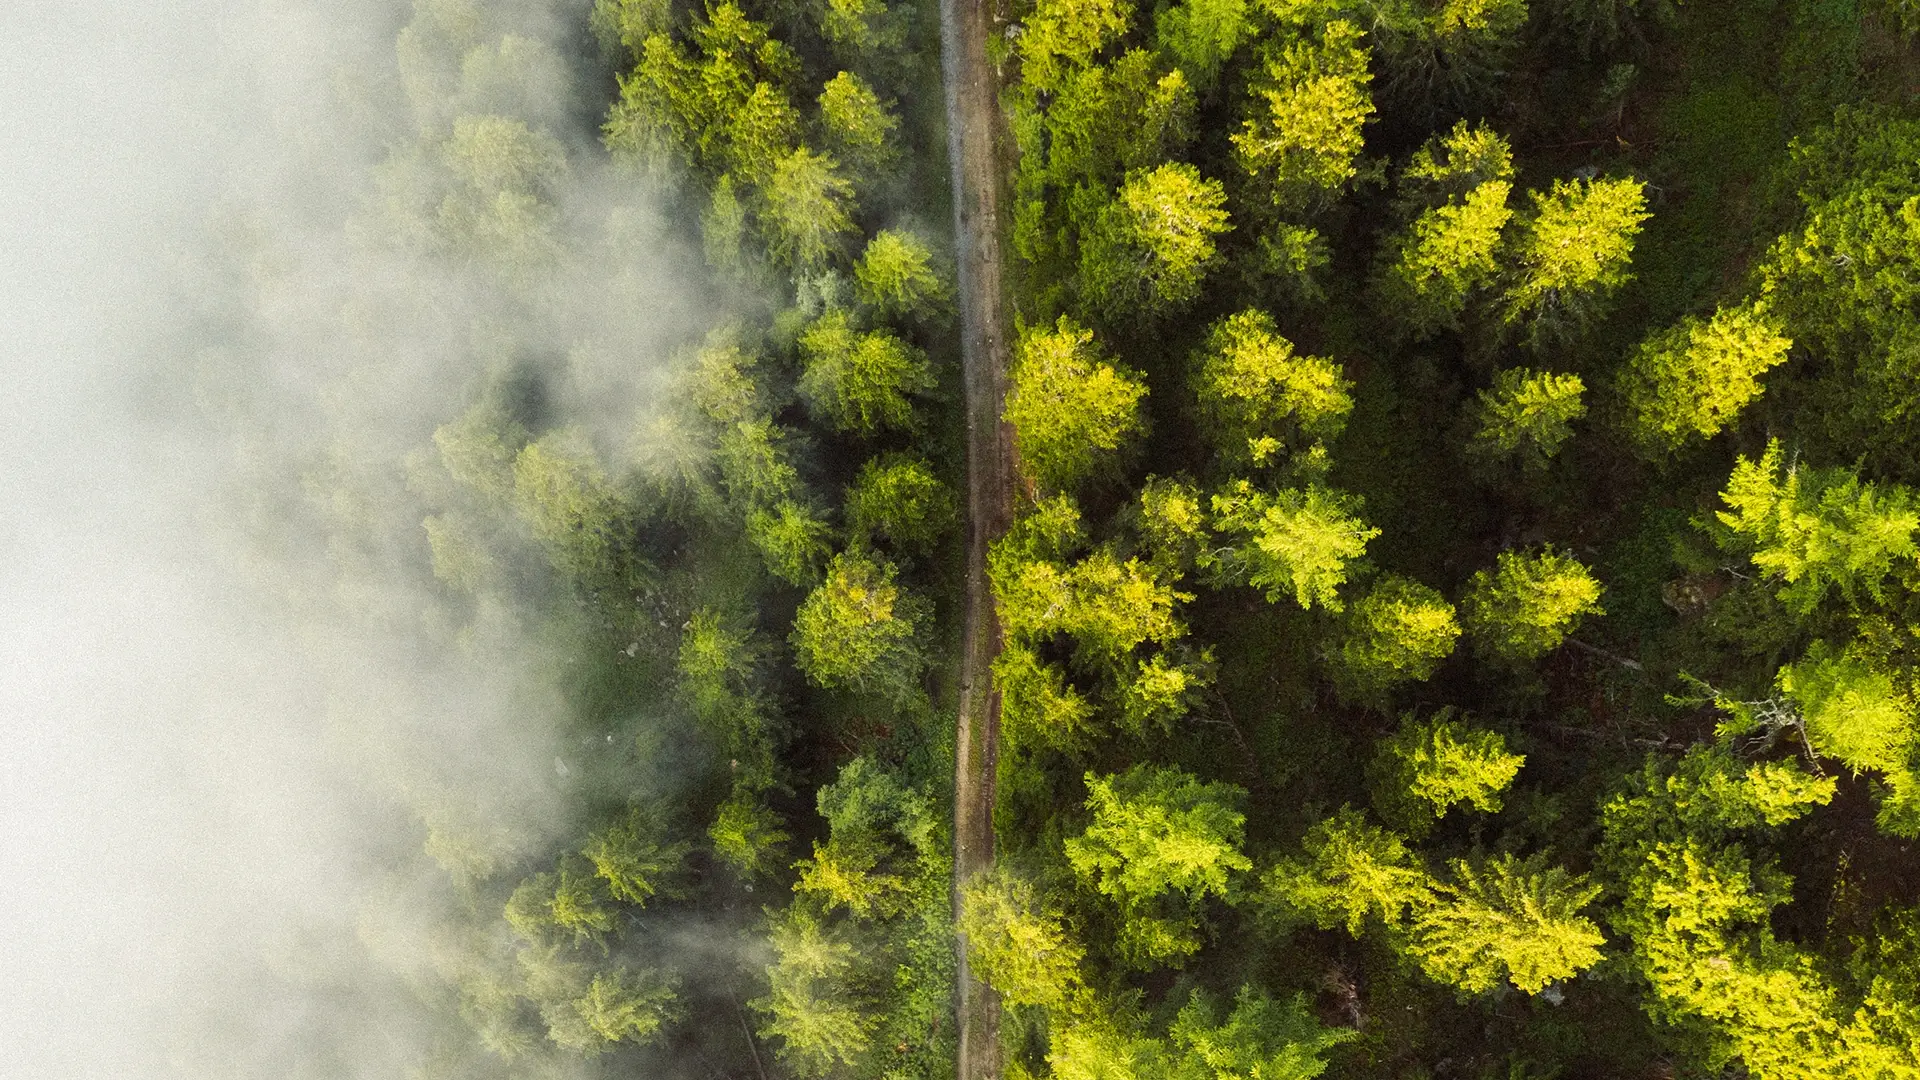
[1066,766,1252,966]
[1330,576,1461,701]
[1467,368,1586,470]
[1081,163,1232,317]
[1005,316,1149,491]
[1622,304,1792,455]
[1715,440,1920,613]
[1170,986,1359,1080]
[797,310,933,435]
[1262,808,1435,936]
[1409,853,1605,994]
[1208,481,1378,611]
[959,869,1086,1009]
[790,550,927,696]
[1501,176,1649,343]
[1192,309,1352,469]
[1368,710,1523,836]
[1233,20,1376,211]
[853,230,949,318]
[1461,546,1603,661]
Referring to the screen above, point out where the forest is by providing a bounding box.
[188,0,1920,1077]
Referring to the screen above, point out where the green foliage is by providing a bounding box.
[757,910,875,1075]
[1467,368,1587,470]
[437,113,568,264]
[1374,179,1513,338]
[797,310,934,434]
[1066,765,1252,966]
[763,147,858,270]
[1461,547,1603,661]
[791,551,927,696]
[710,794,791,877]
[1330,576,1461,701]
[1262,807,1436,936]
[748,499,836,586]
[1081,163,1232,317]
[1369,710,1523,836]
[1622,304,1792,455]
[1169,987,1358,1080]
[1136,477,1209,574]
[1050,1014,1172,1080]
[1592,747,1894,1080]
[582,808,683,905]
[1015,0,1132,95]
[1233,20,1376,211]
[1409,853,1605,994]
[607,3,800,178]
[1192,310,1352,469]
[853,230,949,318]
[959,868,1086,1008]
[1502,176,1649,342]
[1778,642,1920,833]
[1208,481,1379,611]
[995,641,1098,747]
[1006,316,1148,491]
[1715,440,1920,613]
[1157,0,1255,83]
[846,453,957,552]
[817,72,898,182]
[512,431,632,585]
[1399,119,1515,205]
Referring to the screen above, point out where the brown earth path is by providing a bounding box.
[938,0,1015,1075]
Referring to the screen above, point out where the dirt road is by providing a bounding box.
[938,0,1014,1074]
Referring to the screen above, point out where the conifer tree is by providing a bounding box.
[1193,310,1352,469]
[845,454,957,553]
[1461,546,1603,661]
[1622,304,1792,454]
[1410,853,1605,994]
[791,551,926,697]
[797,310,933,435]
[1233,20,1376,211]
[1005,316,1148,491]
[959,869,1086,1009]
[1467,368,1586,470]
[1170,986,1358,1080]
[1066,766,1252,966]
[1502,176,1649,343]
[1369,710,1523,837]
[1374,178,1512,337]
[1263,808,1436,936]
[1715,440,1920,613]
[852,230,949,318]
[1081,163,1232,317]
[1330,575,1461,701]
[1208,481,1378,611]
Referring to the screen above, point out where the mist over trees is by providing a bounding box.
[29,0,1920,1077]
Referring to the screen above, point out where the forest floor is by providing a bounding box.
[939,0,1015,1073]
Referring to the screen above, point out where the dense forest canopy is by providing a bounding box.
[154,0,1920,1076]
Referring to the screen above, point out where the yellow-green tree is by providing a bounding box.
[1005,316,1148,491]
[796,310,933,435]
[790,551,927,697]
[1233,20,1376,211]
[1461,546,1603,661]
[1467,367,1586,470]
[1081,163,1232,317]
[1193,310,1352,469]
[1208,481,1379,611]
[1622,304,1792,455]
[1501,176,1649,342]
[1330,577,1461,702]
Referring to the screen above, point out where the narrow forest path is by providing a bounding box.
[938,0,1014,1074]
